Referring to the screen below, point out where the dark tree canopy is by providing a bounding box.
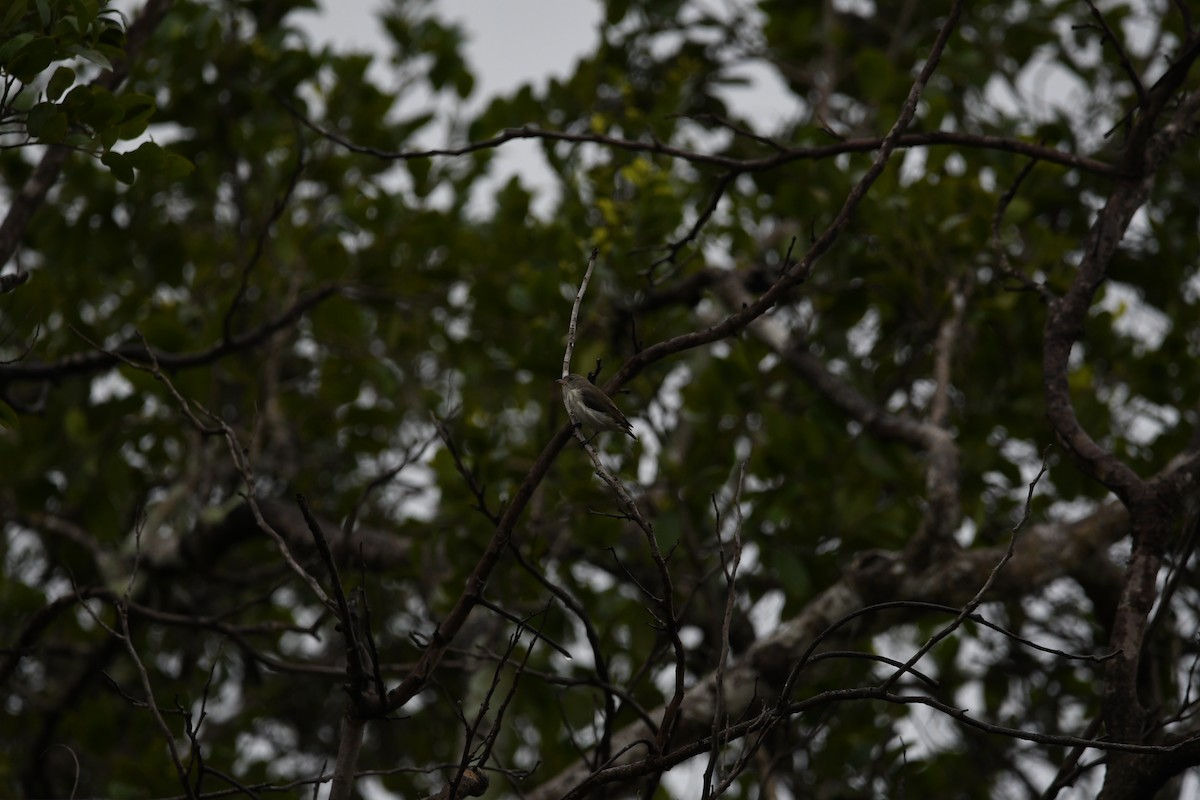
[3,1,1200,798]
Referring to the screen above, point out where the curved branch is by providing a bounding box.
[0,284,339,388]
[1035,34,1200,773]
[290,110,1121,179]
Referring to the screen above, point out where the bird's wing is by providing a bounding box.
[580,391,617,415]
[586,393,632,429]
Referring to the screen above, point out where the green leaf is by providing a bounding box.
[103,143,193,181]
[62,130,92,148]
[0,32,35,64]
[52,14,81,37]
[0,399,19,431]
[0,0,28,34]
[100,150,134,183]
[160,151,194,178]
[123,141,164,170]
[26,101,68,141]
[408,156,431,197]
[118,92,156,117]
[8,35,57,82]
[115,91,155,138]
[116,116,149,140]
[68,0,98,27]
[47,65,75,100]
[64,407,88,443]
[65,44,114,71]
[76,85,122,128]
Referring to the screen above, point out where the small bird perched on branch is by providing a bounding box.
[557,373,637,440]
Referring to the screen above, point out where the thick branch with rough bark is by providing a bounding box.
[1034,27,1200,796]
[0,285,340,389]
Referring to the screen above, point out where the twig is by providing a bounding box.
[1080,0,1147,108]
[562,248,599,379]
[671,112,789,153]
[432,414,496,523]
[2,285,340,387]
[505,542,621,761]
[296,494,368,695]
[222,140,307,343]
[990,154,1049,297]
[117,604,196,799]
[475,597,572,660]
[880,446,1051,691]
[702,458,748,799]
[646,171,735,278]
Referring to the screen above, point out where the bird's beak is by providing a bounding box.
[555,378,566,385]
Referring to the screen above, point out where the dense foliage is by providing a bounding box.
[3,1,1199,798]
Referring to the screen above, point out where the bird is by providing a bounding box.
[556,373,637,440]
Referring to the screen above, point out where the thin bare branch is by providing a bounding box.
[1,285,340,387]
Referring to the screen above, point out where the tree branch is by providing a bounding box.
[0,284,339,388]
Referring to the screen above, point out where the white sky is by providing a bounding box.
[296,0,602,101]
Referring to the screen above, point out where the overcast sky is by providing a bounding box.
[297,0,603,104]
